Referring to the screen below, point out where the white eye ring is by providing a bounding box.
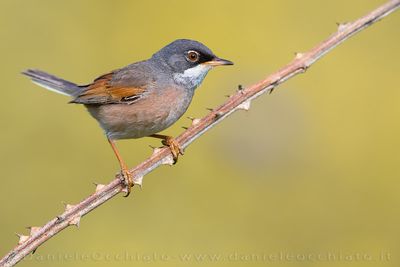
[186,50,200,62]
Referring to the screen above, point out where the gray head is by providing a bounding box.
[151,39,233,90]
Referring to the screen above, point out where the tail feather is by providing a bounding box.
[22,69,82,97]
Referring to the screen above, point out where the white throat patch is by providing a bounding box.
[173,64,212,90]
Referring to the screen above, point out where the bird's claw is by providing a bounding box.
[162,137,184,164]
[120,168,133,197]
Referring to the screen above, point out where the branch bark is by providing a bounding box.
[1,1,399,266]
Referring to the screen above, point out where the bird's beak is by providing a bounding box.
[203,57,234,66]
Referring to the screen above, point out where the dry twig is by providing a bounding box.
[1,1,399,266]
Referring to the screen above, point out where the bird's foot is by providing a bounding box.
[120,168,133,197]
[162,136,184,164]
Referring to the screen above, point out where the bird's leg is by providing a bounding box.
[107,137,133,197]
[149,134,184,163]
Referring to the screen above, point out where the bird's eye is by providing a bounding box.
[186,50,200,62]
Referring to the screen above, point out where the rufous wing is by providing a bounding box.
[71,72,146,104]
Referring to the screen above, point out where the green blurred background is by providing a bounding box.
[1,0,399,266]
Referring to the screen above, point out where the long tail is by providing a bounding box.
[22,69,82,97]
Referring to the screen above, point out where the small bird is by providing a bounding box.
[23,39,233,196]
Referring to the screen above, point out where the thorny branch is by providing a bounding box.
[1,1,399,266]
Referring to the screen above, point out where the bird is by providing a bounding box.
[22,39,233,196]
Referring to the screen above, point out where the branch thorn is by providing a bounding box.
[160,155,175,166]
[151,147,163,156]
[337,22,350,32]
[133,175,144,187]
[64,204,75,212]
[295,52,304,59]
[26,226,41,236]
[269,87,275,94]
[215,111,224,119]
[95,184,106,193]
[69,216,81,227]
[237,99,251,111]
[148,144,156,150]
[191,118,201,126]
[16,234,29,245]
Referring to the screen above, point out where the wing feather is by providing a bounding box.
[71,69,148,104]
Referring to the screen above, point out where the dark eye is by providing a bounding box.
[186,50,200,62]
